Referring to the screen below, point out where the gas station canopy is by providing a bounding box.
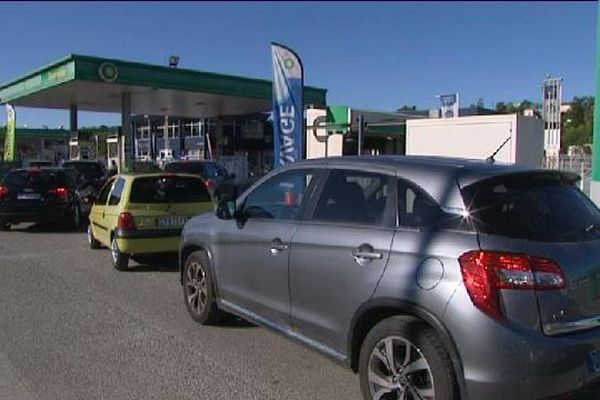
[0,54,327,117]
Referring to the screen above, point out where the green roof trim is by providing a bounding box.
[0,127,70,139]
[0,54,327,106]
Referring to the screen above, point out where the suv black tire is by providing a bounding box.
[0,219,10,231]
[87,224,101,249]
[110,236,129,271]
[70,203,81,231]
[359,316,457,400]
[182,251,222,325]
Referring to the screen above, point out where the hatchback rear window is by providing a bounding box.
[462,174,600,242]
[129,176,211,203]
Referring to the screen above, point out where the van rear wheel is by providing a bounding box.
[359,317,457,400]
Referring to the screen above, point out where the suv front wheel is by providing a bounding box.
[359,316,457,400]
[183,251,222,325]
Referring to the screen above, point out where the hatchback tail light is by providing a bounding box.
[117,212,136,230]
[458,250,565,320]
[0,185,8,200]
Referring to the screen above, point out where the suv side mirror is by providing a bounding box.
[216,199,237,220]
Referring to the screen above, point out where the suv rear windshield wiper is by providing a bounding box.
[584,223,600,234]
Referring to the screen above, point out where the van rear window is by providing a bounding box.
[129,176,212,203]
[462,174,600,242]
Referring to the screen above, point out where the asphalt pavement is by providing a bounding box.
[0,223,361,400]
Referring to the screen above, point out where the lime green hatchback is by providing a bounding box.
[87,173,214,270]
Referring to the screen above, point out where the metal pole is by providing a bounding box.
[591,4,600,204]
[121,92,132,171]
[69,104,78,160]
[357,114,364,156]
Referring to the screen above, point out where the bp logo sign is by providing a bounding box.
[98,62,118,82]
[283,58,295,70]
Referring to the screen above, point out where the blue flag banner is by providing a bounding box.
[271,43,304,168]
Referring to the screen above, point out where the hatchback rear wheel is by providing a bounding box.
[359,317,456,400]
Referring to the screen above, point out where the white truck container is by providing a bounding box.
[406,114,544,167]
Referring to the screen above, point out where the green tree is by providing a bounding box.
[562,96,594,149]
[397,105,417,112]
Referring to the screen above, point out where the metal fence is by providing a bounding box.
[543,155,592,196]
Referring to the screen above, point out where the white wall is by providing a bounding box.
[406,114,543,167]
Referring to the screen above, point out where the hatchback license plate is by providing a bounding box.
[157,216,188,228]
[586,349,600,376]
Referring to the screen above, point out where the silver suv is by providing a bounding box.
[179,156,600,400]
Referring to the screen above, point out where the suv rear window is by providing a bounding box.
[462,174,600,242]
[3,170,61,188]
[63,162,103,178]
[164,162,227,177]
[129,176,212,203]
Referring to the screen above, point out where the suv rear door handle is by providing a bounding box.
[352,243,382,266]
[270,238,289,255]
[352,250,383,260]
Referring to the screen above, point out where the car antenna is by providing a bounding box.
[486,136,511,164]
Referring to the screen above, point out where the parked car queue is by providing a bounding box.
[3,155,600,400]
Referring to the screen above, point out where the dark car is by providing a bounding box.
[179,155,600,400]
[163,160,237,200]
[62,160,108,190]
[0,167,91,230]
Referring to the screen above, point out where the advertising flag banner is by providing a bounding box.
[271,43,304,167]
[440,93,459,118]
[4,104,16,161]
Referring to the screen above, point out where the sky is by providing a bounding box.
[0,1,596,128]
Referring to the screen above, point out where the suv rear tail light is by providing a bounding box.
[49,186,69,202]
[458,250,565,320]
[117,212,136,230]
[204,179,214,189]
[0,185,8,199]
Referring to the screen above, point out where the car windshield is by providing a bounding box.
[129,175,212,203]
[462,174,600,242]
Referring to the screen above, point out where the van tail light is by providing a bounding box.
[204,179,214,189]
[117,212,136,230]
[0,186,8,200]
[49,186,69,202]
[458,250,565,320]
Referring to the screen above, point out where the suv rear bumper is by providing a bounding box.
[445,289,600,400]
[0,204,71,224]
